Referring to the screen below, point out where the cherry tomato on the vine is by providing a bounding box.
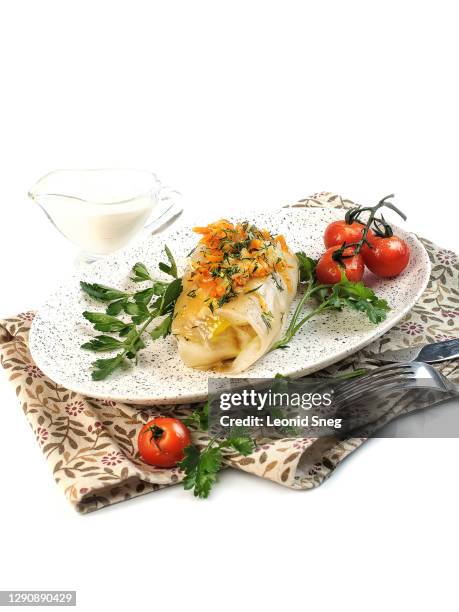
[361,235,410,278]
[323,220,375,249]
[137,417,191,467]
[315,246,364,284]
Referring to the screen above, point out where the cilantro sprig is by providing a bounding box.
[271,252,390,351]
[179,401,255,498]
[80,246,181,380]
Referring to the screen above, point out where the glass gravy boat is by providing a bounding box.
[29,169,172,260]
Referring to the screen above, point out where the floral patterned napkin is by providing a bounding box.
[1,192,458,513]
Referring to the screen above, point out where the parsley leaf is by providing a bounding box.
[157,278,182,314]
[296,252,316,283]
[159,245,178,278]
[106,299,127,315]
[80,282,128,302]
[179,445,222,499]
[81,247,182,380]
[133,287,155,304]
[222,436,255,456]
[150,314,173,340]
[91,353,125,380]
[81,335,125,352]
[131,262,152,282]
[179,400,255,498]
[183,401,209,431]
[124,301,151,324]
[178,434,256,498]
[82,312,131,333]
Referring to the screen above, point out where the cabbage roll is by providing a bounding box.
[172,219,298,373]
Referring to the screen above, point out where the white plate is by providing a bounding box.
[29,208,431,405]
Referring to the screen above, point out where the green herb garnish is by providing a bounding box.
[271,253,390,351]
[261,310,274,330]
[179,401,255,498]
[80,246,181,380]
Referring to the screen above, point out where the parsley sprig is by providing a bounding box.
[271,252,390,351]
[80,247,182,380]
[179,401,255,498]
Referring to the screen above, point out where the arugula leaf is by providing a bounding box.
[80,282,128,302]
[150,314,173,340]
[81,335,125,352]
[344,296,389,324]
[83,312,130,333]
[321,274,390,324]
[272,265,390,351]
[335,275,376,299]
[158,245,178,278]
[131,262,152,282]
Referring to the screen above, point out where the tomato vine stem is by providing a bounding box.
[332,194,406,262]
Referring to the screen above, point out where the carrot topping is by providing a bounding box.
[275,234,288,252]
[187,219,292,310]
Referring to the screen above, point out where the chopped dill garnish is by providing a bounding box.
[190,220,290,313]
[261,310,274,329]
[271,273,284,291]
[244,285,262,295]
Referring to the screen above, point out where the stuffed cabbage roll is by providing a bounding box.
[172,219,298,373]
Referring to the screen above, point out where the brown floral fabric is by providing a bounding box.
[1,192,458,512]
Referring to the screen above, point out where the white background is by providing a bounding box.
[1,1,458,611]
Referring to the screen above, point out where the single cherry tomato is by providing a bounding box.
[323,220,375,249]
[138,417,191,467]
[316,246,364,284]
[361,235,410,278]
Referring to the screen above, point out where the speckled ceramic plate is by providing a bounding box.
[29,208,431,405]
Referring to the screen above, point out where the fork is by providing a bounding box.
[332,361,458,409]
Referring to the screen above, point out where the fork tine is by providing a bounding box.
[334,378,418,409]
[335,367,415,394]
[332,359,455,410]
[334,364,414,396]
[336,362,413,386]
[332,364,416,406]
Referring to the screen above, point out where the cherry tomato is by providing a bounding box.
[361,235,410,278]
[138,417,191,467]
[324,220,375,249]
[316,246,364,284]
